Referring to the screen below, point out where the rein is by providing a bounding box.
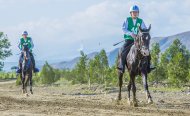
[23,50,32,72]
[134,32,149,60]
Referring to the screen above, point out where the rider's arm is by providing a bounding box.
[18,39,22,51]
[122,19,133,36]
[141,20,147,29]
[30,38,34,49]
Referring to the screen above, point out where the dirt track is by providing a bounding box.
[0,80,190,116]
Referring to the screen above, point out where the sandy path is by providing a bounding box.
[0,80,190,116]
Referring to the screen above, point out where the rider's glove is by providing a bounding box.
[131,33,137,39]
[29,48,32,52]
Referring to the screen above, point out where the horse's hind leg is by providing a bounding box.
[127,79,131,105]
[24,75,29,96]
[22,76,25,94]
[118,72,123,101]
[142,72,153,104]
[29,73,33,94]
[131,73,138,107]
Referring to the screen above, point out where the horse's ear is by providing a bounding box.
[148,24,151,31]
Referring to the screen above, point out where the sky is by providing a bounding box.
[1,0,190,62]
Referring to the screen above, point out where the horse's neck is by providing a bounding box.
[130,45,142,61]
[131,45,138,56]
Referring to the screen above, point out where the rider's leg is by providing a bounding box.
[30,52,39,73]
[118,42,127,72]
[16,52,23,73]
[118,40,134,73]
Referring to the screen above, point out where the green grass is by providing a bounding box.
[149,86,186,92]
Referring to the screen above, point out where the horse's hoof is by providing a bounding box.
[117,96,122,101]
[148,98,153,104]
[22,90,25,94]
[128,101,131,106]
[115,97,121,105]
[132,99,138,107]
[133,102,138,107]
[30,91,33,94]
[25,93,29,97]
[116,100,120,105]
[127,98,131,106]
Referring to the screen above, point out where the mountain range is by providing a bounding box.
[51,31,190,69]
[3,31,190,72]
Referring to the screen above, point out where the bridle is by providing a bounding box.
[22,46,31,72]
[134,31,150,60]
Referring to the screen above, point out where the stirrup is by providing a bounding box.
[148,66,156,73]
[117,67,124,74]
[16,69,21,74]
[150,65,156,70]
[33,68,39,73]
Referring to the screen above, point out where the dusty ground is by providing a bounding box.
[0,79,190,116]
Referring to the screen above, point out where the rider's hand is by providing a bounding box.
[131,33,137,39]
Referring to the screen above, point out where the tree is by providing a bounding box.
[167,39,189,86]
[40,61,56,84]
[99,49,109,87]
[164,39,190,86]
[149,43,161,83]
[151,43,160,68]
[0,32,12,71]
[75,51,88,84]
[87,59,95,88]
[168,52,189,86]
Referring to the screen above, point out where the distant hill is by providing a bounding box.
[151,31,190,52]
[4,31,190,71]
[51,52,99,69]
[3,61,45,72]
[52,31,190,69]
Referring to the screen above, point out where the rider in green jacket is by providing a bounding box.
[118,5,155,73]
[17,31,39,73]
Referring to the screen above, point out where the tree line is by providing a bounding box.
[0,31,189,87]
[32,38,190,87]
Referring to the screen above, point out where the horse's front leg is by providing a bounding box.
[24,75,29,97]
[22,74,25,94]
[118,72,123,100]
[29,72,33,94]
[131,73,138,107]
[20,73,23,85]
[141,71,153,104]
[127,79,131,105]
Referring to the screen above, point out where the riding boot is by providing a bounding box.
[147,55,156,73]
[117,40,134,73]
[30,52,39,73]
[16,53,23,74]
[117,44,127,73]
[117,52,126,73]
[117,52,123,72]
[16,63,22,74]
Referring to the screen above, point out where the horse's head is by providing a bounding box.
[135,24,151,56]
[22,44,30,61]
[22,44,32,72]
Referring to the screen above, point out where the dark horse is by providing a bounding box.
[117,25,153,107]
[20,45,33,96]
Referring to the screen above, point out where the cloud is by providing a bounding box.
[4,0,125,61]
[139,0,190,36]
[2,0,190,62]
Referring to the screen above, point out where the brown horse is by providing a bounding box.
[20,45,33,96]
[117,25,153,107]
